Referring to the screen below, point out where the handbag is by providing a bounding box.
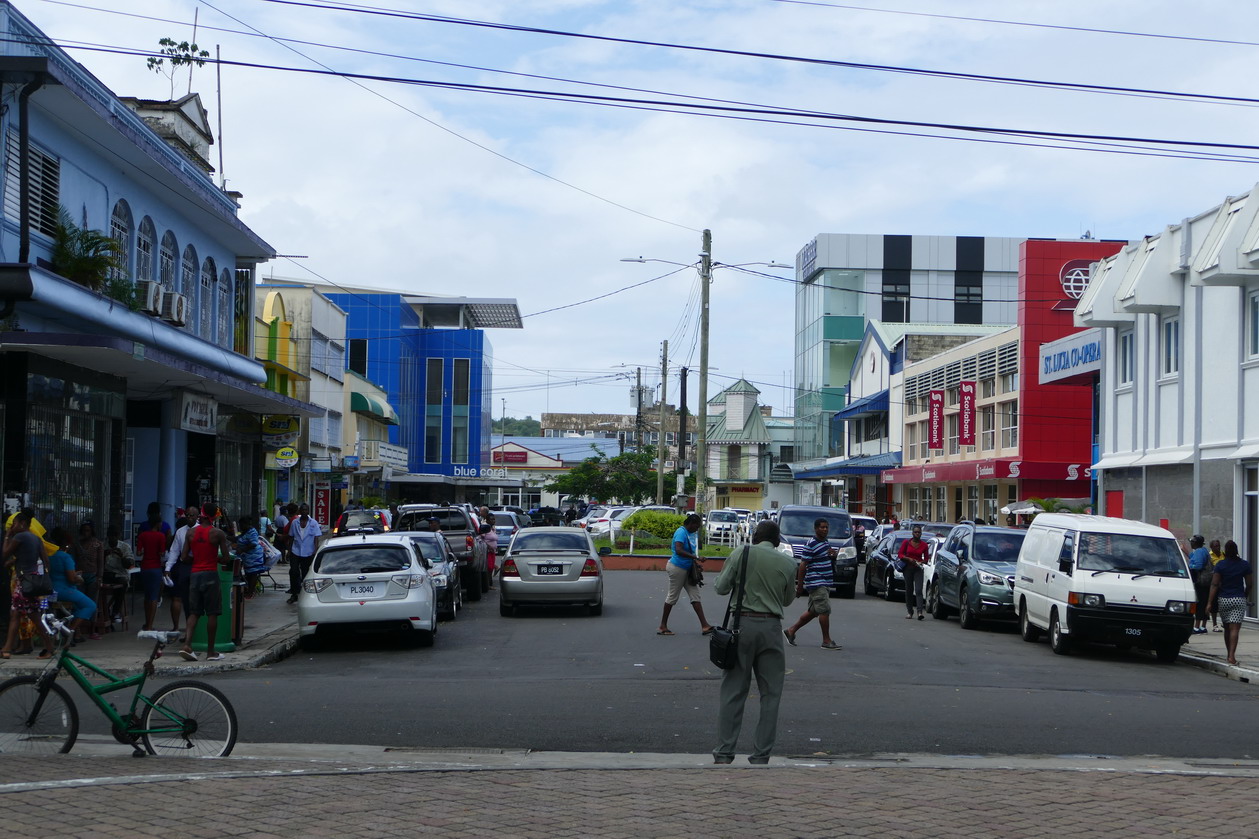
[709,546,750,670]
[1196,563,1215,587]
[20,570,53,599]
[687,560,704,588]
[892,558,907,573]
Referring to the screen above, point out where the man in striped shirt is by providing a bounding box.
[783,518,841,650]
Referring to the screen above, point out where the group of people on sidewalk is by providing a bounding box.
[1187,535,1252,666]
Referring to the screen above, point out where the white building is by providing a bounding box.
[1078,185,1259,621]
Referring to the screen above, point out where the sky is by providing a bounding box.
[18,0,1259,419]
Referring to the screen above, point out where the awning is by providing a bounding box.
[350,391,399,425]
[834,389,889,421]
[1090,452,1142,470]
[1229,443,1259,460]
[1133,447,1195,467]
[793,451,901,479]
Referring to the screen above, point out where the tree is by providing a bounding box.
[544,447,659,505]
[51,207,122,291]
[492,415,541,436]
[146,37,210,98]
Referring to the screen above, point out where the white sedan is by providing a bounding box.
[297,532,438,650]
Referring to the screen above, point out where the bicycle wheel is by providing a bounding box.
[140,680,237,757]
[0,676,79,754]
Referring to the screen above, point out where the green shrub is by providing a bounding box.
[622,510,685,540]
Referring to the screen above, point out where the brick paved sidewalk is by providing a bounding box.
[3,752,1259,838]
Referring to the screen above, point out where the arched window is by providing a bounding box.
[217,268,232,348]
[159,231,178,293]
[109,200,132,281]
[181,245,197,331]
[136,217,156,284]
[200,256,216,340]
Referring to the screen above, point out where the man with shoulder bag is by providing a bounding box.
[711,520,797,765]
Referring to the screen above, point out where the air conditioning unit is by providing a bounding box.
[160,292,188,326]
[136,281,164,315]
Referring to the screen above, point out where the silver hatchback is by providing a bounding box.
[498,527,610,617]
[298,533,438,649]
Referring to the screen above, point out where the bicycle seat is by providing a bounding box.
[137,630,184,644]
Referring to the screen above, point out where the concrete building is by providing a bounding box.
[1078,186,1259,620]
[792,233,1023,468]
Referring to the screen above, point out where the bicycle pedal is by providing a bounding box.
[131,748,147,758]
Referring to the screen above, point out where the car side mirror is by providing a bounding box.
[598,546,612,556]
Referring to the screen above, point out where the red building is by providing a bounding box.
[881,239,1124,522]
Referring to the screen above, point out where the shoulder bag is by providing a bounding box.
[687,558,704,587]
[20,564,53,599]
[1197,561,1216,588]
[709,546,750,670]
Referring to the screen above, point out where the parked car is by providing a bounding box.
[705,509,740,544]
[498,526,610,617]
[330,508,389,536]
[851,515,879,562]
[863,530,938,601]
[492,511,528,545]
[297,532,438,650]
[402,530,463,620]
[394,504,485,601]
[928,525,1027,628]
[1013,514,1194,662]
[575,506,608,529]
[776,505,857,598]
[587,506,633,537]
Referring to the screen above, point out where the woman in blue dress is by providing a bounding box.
[236,515,266,598]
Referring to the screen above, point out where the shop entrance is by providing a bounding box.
[186,431,216,511]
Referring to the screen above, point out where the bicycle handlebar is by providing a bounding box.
[40,611,73,638]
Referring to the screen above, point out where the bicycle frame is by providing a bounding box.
[32,626,192,744]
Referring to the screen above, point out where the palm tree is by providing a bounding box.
[50,207,122,291]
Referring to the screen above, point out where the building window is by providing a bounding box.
[905,397,916,415]
[1250,290,1259,358]
[981,378,995,399]
[109,200,132,281]
[181,245,197,331]
[984,484,998,523]
[954,283,983,325]
[425,358,444,464]
[980,406,995,451]
[947,413,959,455]
[882,282,910,323]
[4,131,60,237]
[1001,372,1018,393]
[1001,401,1019,449]
[159,231,177,293]
[906,423,917,458]
[136,217,155,283]
[946,387,959,407]
[1161,316,1180,376]
[908,487,919,518]
[199,258,215,340]
[348,339,368,376]
[918,420,929,459]
[935,485,947,523]
[327,411,342,446]
[217,269,231,348]
[452,358,470,464]
[665,431,676,446]
[1118,330,1135,384]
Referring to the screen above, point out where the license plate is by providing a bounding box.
[340,582,384,598]
[1124,627,1142,636]
[536,564,563,575]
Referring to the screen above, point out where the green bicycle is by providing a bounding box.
[0,611,238,757]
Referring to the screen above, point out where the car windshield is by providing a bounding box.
[610,509,634,521]
[778,511,852,539]
[973,532,1026,563]
[512,532,590,552]
[396,509,469,531]
[916,524,954,539]
[1076,533,1188,577]
[406,535,447,562]
[343,511,382,528]
[710,511,738,523]
[315,545,411,574]
[493,513,516,526]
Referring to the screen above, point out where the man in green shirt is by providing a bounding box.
[711,520,798,765]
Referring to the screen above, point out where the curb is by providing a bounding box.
[1178,650,1257,684]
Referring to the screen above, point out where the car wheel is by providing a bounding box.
[928,582,948,620]
[464,566,482,602]
[1154,643,1180,663]
[863,566,877,596]
[958,586,979,630]
[499,599,513,617]
[1049,611,1071,655]
[1019,604,1041,641]
[589,601,603,617]
[481,570,491,594]
[839,584,855,599]
[883,571,900,602]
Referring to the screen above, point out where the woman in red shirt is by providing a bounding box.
[898,525,931,621]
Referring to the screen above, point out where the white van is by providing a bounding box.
[1013,514,1194,663]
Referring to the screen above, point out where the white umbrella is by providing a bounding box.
[1000,500,1044,516]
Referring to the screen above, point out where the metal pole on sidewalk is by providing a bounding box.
[656,340,668,504]
[695,229,711,516]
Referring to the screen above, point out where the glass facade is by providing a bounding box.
[794,269,864,461]
[425,358,443,464]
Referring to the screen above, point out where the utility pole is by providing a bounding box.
[695,229,711,516]
[678,366,688,466]
[656,340,668,504]
[635,366,642,452]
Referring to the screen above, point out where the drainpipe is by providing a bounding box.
[17,75,46,264]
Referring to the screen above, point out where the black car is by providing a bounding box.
[864,530,937,601]
[776,505,857,598]
[928,524,1027,628]
[851,515,879,563]
[403,530,463,621]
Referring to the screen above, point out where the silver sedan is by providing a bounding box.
[498,527,610,617]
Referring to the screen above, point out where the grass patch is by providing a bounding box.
[593,532,735,558]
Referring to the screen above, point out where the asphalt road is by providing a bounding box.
[87,569,1259,758]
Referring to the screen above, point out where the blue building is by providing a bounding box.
[0,3,315,534]
[321,288,521,503]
